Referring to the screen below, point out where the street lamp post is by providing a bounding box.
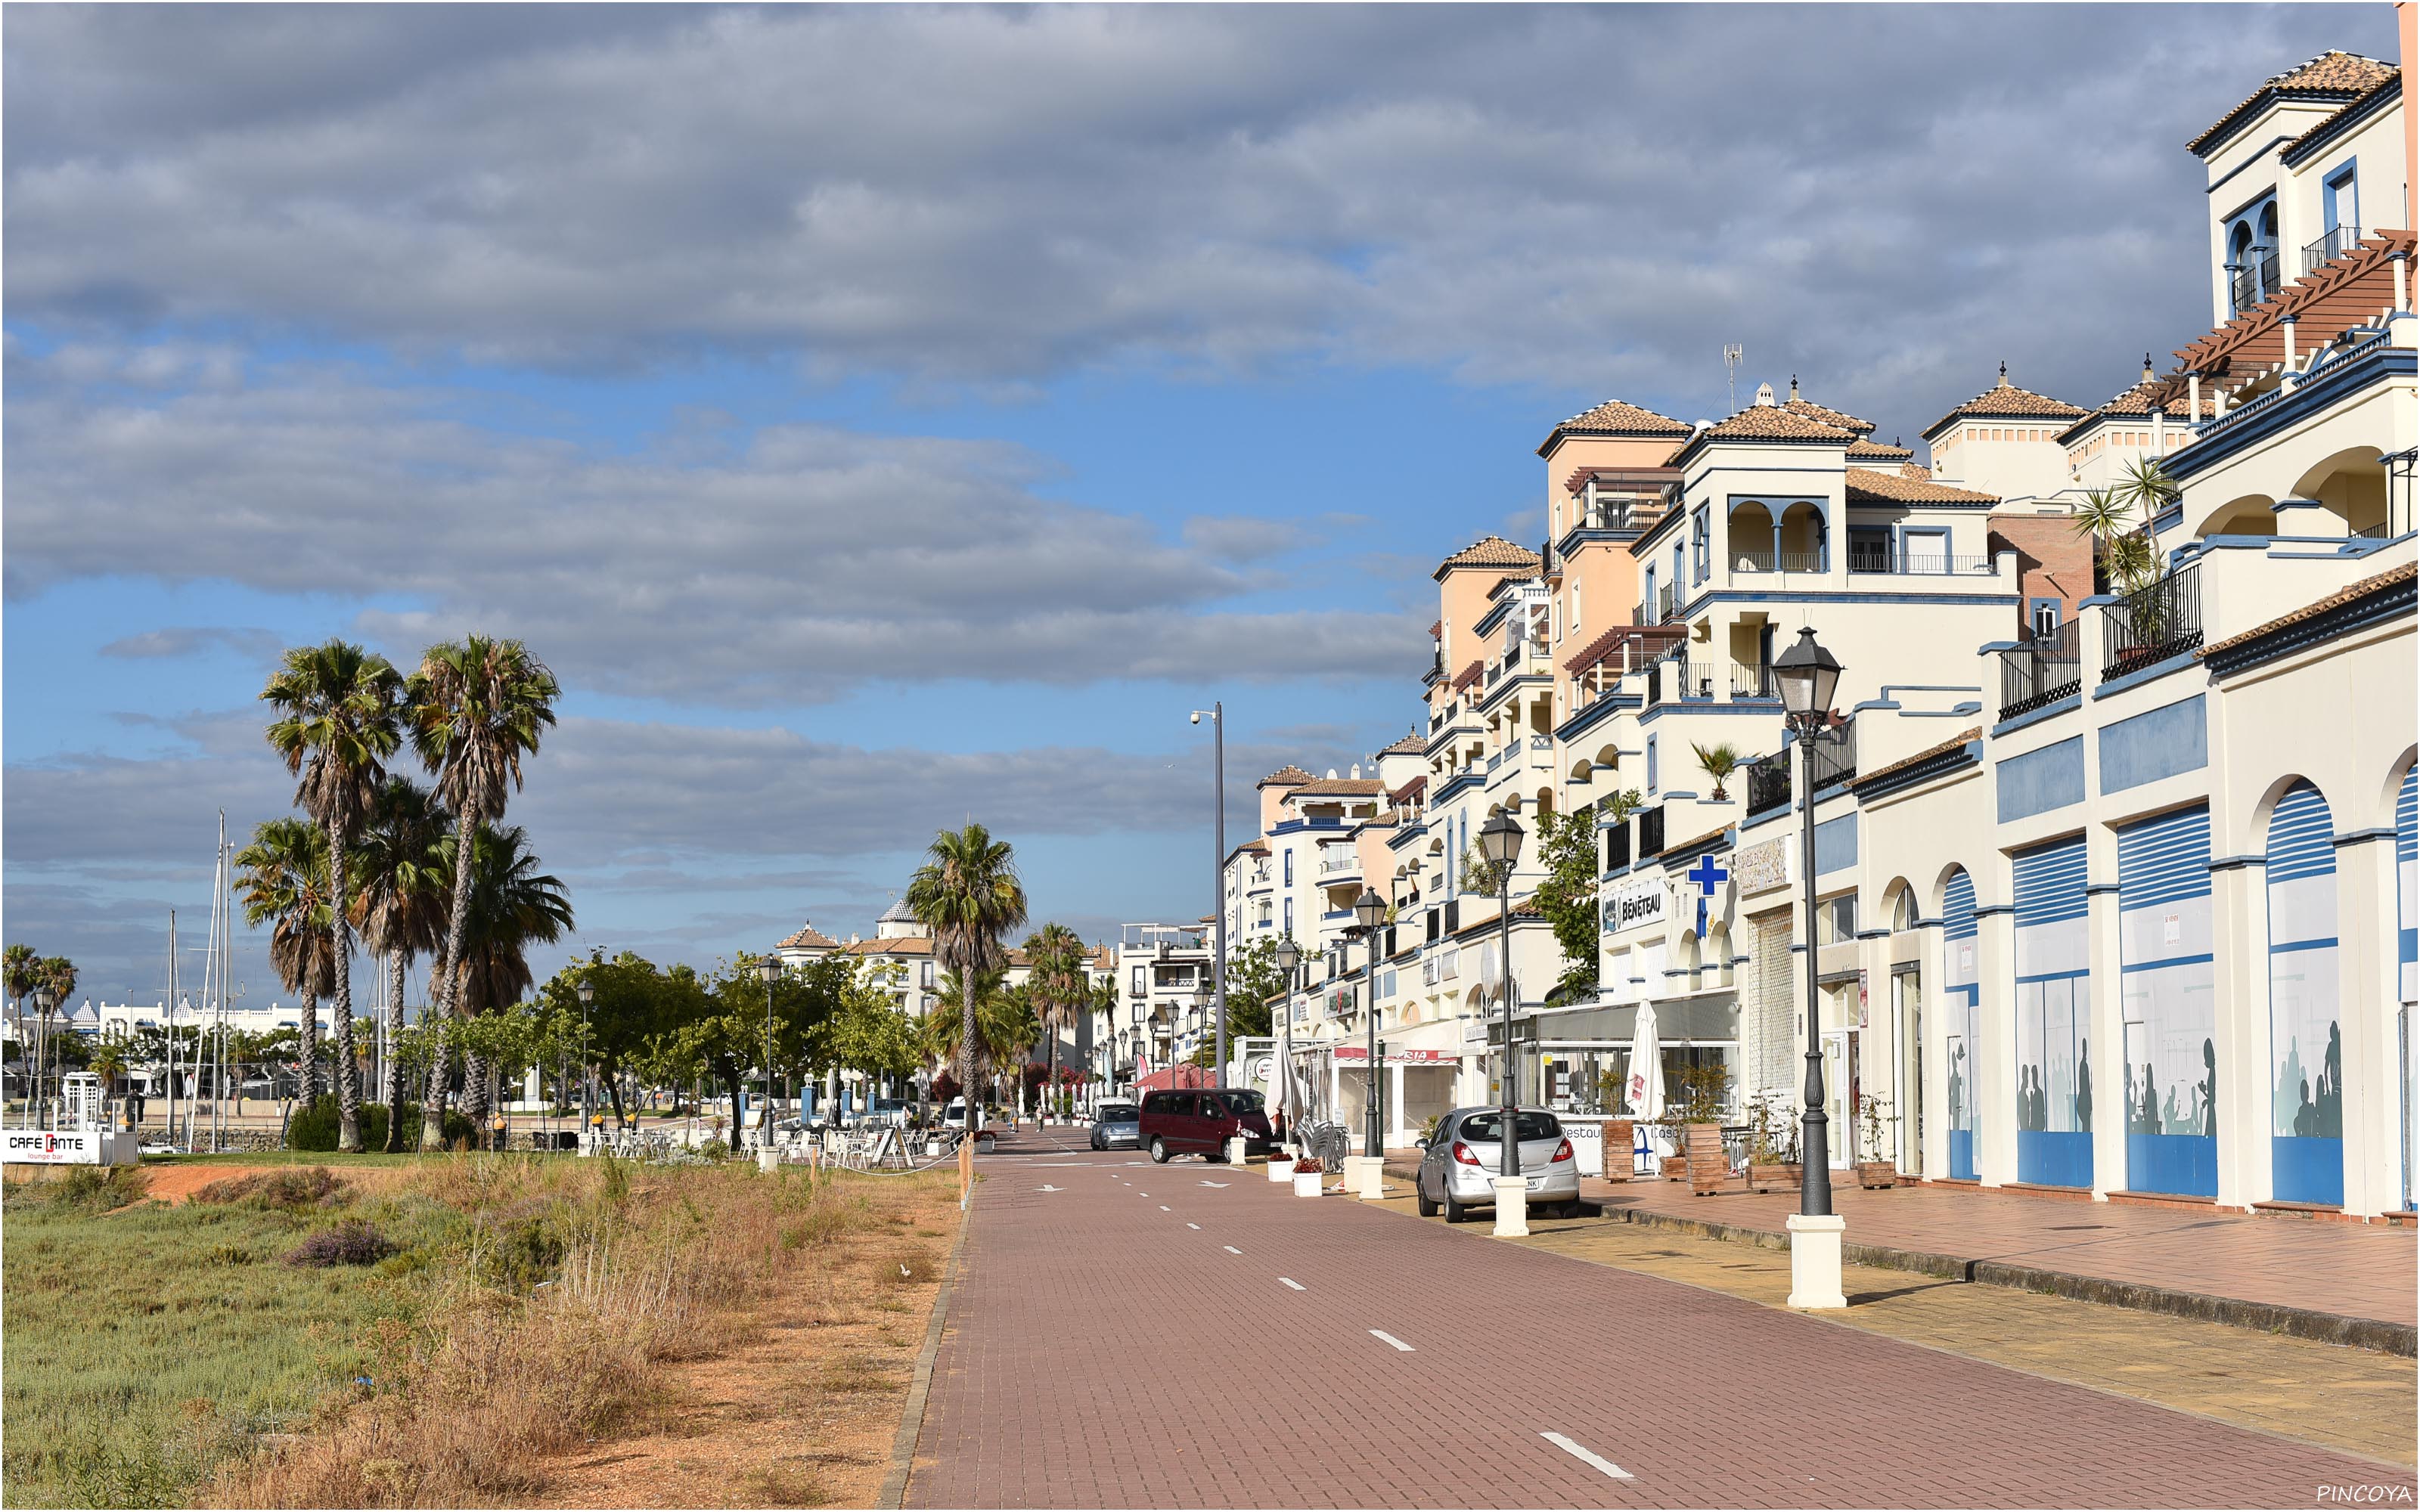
[1478,812,1526,1235]
[1773,625,1849,1309]
[576,979,595,1146]
[1351,888,1386,1163]
[758,956,783,1147]
[1192,705,1230,1086]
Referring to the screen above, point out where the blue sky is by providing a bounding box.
[3,3,2392,1005]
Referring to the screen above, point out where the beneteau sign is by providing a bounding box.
[1602,875,1669,934]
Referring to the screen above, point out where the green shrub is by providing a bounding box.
[47,1163,151,1214]
[194,1166,343,1210]
[284,1221,396,1268]
[286,1098,473,1152]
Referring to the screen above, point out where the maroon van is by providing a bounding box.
[1138,1089,1276,1163]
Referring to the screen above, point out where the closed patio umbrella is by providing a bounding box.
[1627,1001,1665,1169]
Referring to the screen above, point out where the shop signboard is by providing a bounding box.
[1333,1046,1454,1063]
[1603,875,1670,934]
[3,1129,117,1166]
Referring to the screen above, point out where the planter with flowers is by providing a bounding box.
[1267,1151,1295,1182]
[1290,1157,1324,1197]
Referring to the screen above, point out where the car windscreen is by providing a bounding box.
[1098,1106,1139,1122]
[1215,1091,1266,1115]
[1454,1111,1561,1143]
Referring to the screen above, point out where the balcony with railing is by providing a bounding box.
[1317,848,1360,878]
[1744,753,1791,820]
[2227,249,2282,313]
[1731,548,1826,574]
[1635,806,1665,858]
[1997,617,2081,721]
[1805,719,1856,792]
[2100,565,2203,680]
[1640,655,1776,708]
[1848,544,1995,577]
[2303,223,2363,274]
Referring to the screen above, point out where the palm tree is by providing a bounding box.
[1691,742,1743,802]
[405,637,560,1150]
[446,824,575,1017]
[906,824,1028,1140]
[2069,458,2177,601]
[235,819,338,1106]
[350,776,450,1151]
[1022,922,1084,1119]
[5,943,38,1112]
[36,956,77,1122]
[264,639,406,1153]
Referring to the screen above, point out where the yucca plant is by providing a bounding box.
[1692,742,1743,801]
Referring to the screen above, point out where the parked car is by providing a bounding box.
[1090,1101,1141,1151]
[939,1099,994,1145]
[1138,1088,1275,1163]
[1413,1107,1581,1221]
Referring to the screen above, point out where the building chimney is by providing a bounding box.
[1752,380,1775,407]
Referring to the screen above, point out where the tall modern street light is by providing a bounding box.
[758,956,783,1145]
[1190,706,1231,1086]
[1351,888,1386,1159]
[1773,625,1849,1308]
[576,978,595,1141]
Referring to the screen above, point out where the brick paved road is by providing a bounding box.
[907,1129,2417,1508]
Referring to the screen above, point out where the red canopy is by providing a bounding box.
[1134,1064,1215,1093]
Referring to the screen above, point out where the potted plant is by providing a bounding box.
[1692,742,1744,802]
[1855,1092,1899,1188]
[1746,1089,1801,1192]
[1267,1149,1296,1183]
[1290,1156,1324,1197]
[1656,1062,1733,1182]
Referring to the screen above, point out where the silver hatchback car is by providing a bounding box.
[1414,1107,1582,1221]
[1090,1101,1142,1151]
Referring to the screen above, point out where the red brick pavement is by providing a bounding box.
[1554,1167,2415,1329]
[906,1129,2417,1508]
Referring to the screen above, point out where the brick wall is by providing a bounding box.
[1988,513,2097,632]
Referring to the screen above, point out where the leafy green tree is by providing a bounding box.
[1532,793,1639,1003]
[1219,934,1286,1039]
[263,638,405,1153]
[537,952,682,1129]
[906,823,1028,1136]
[405,635,560,1149]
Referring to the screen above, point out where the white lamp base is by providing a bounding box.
[1345,1154,1385,1199]
[1491,1176,1529,1236]
[1786,1212,1848,1309]
[1225,1135,1248,1165]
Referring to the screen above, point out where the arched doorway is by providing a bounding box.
[2266,780,2344,1205]
[1941,868,1980,1180]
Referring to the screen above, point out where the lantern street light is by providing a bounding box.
[1773,625,1849,1309]
[1476,812,1525,1184]
[758,956,783,1146]
[1350,888,1387,1164]
[1273,935,1302,1148]
[575,978,595,1142]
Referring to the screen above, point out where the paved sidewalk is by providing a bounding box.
[1382,1152,2416,1349]
[907,1129,2415,1508]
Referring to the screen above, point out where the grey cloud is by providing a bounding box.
[1182,514,1314,563]
[5,358,1417,702]
[99,624,283,661]
[4,6,2391,419]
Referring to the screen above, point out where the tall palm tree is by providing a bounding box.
[906,823,1027,1140]
[405,637,560,1150]
[236,820,338,1107]
[264,639,405,1153]
[1022,922,1084,1117]
[445,823,575,1016]
[349,776,450,1151]
[5,944,38,1111]
[36,956,77,1121]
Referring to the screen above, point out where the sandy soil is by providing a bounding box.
[121,1163,412,1206]
[529,1173,963,1510]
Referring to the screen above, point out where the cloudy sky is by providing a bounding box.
[4,2,2393,1007]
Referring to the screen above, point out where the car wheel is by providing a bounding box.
[1416,1181,1438,1219]
[1150,1137,1170,1164]
[1442,1191,1469,1224]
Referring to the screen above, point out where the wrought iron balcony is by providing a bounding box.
[1743,754,1791,819]
[2303,224,2363,274]
[2100,565,2203,680]
[1732,548,1826,573]
[1998,618,2081,720]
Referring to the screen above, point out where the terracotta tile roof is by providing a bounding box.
[2167,230,2412,386]
[1661,823,1733,860]
[1390,775,1428,804]
[1535,398,1694,456]
[2198,562,2416,659]
[777,922,837,950]
[1378,732,1426,755]
[1428,621,1441,639]
[1697,405,1853,443]
[1845,437,1913,461]
[1900,463,1934,482]
[2056,371,2221,442]
[1450,658,1485,692]
[2188,51,2396,155]
[1291,778,1386,797]
[1784,398,1876,435]
[1435,535,1542,578]
[1923,368,2087,435]
[2283,67,2401,162]
[1258,764,1314,789]
[1849,727,1982,792]
[1843,466,1996,506]
[1230,838,1270,857]
[844,936,935,957]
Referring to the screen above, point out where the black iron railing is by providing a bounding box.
[1733,664,1774,699]
[1733,548,1826,573]
[1997,617,2081,721]
[1744,754,1790,819]
[1806,720,1856,792]
[1636,807,1665,858]
[2100,565,2203,680]
[1605,823,1631,872]
[2303,223,2363,274]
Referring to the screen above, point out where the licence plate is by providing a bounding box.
[1525,1176,1545,1190]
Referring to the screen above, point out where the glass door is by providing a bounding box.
[1894,968,1922,1175]
[1823,1029,1857,1167]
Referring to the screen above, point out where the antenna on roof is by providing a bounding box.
[1723,344,1744,413]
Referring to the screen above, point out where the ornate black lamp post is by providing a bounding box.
[1773,626,1843,1219]
[1273,936,1302,1143]
[1351,887,1386,1156]
[576,978,595,1140]
[1477,811,1525,1180]
[758,956,783,1142]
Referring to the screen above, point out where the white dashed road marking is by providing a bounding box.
[1280,1278,1306,1291]
[1370,1330,1414,1352]
[1541,1433,1633,1480]
[1199,1180,1230,1188]
[1186,1222,1200,1230]
[1223,1245,1243,1255]
[1038,1185,1062,1192]
[1159,1204,1171,1211]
